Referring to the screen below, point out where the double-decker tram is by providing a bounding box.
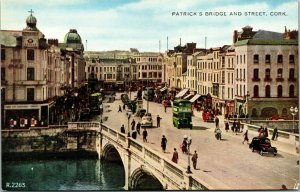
[172,99,192,129]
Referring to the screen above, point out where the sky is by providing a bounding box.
[0,0,298,52]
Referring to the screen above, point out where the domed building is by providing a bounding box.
[63,29,84,52]
[25,12,38,31]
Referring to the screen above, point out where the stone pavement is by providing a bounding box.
[99,93,299,190]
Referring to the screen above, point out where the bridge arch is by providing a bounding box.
[101,143,123,163]
[129,167,164,190]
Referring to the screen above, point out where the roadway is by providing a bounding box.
[94,92,299,190]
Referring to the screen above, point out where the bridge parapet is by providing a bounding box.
[66,122,210,190]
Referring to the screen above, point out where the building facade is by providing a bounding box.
[233,26,298,118]
[1,13,84,128]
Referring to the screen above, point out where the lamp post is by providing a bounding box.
[126,111,132,137]
[186,135,192,174]
[173,62,177,88]
[290,106,298,133]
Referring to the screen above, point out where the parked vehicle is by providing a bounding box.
[140,113,153,128]
[268,115,286,120]
[79,108,91,121]
[249,137,277,156]
[172,99,192,129]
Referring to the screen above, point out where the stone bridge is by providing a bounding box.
[67,122,210,190]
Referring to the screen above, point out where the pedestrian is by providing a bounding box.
[280,184,287,190]
[118,105,122,112]
[181,138,188,154]
[225,119,229,132]
[258,128,264,137]
[172,148,179,163]
[161,135,167,153]
[131,119,136,130]
[143,129,148,142]
[191,150,198,169]
[164,105,167,113]
[258,126,263,134]
[123,104,126,110]
[232,120,236,133]
[242,130,249,144]
[264,126,269,138]
[132,129,137,139]
[236,120,241,133]
[215,116,219,128]
[272,127,278,140]
[120,124,125,134]
[136,122,141,135]
[157,115,161,128]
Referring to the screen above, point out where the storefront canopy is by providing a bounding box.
[175,88,189,98]
[183,93,194,99]
[160,86,167,92]
[189,94,201,102]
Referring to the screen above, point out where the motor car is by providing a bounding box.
[79,108,91,121]
[140,113,153,128]
[249,136,277,156]
[268,115,286,120]
[202,111,214,122]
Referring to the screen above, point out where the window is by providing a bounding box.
[236,55,239,64]
[289,68,295,79]
[243,54,245,64]
[277,68,283,78]
[277,85,282,97]
[27,68,35,80]
[265,85,271,97]
[27,49,35,60]
[253,69,259,79]
[254,85,259,97]
[289,55,295,64]
[236,69,239,79]
[265,68,271,79]
[243,69,245,79]
[277,55,283,64]
[1,68,5,81]
[142,72,147,78]
[27,88,34,101]
[265,54,270,64]
[253,54,259,64]
[1,49,5,60]
[1,88,5,102]
[289,85,294,97]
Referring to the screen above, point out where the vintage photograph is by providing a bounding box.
[1,0,299,191]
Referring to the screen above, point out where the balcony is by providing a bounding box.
[276,77,284,82]
[252,78,260,82]
[288,77,297,82]
[264,77,272,82]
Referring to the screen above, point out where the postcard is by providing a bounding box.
[1,0,299,191]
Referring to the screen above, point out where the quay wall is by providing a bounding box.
[2,126,98,160]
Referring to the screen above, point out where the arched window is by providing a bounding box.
[289,85,295,97]
[265,85,271,97]
[254,85,259,97]
[277,85,282,97]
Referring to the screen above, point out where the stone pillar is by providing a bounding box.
[123,149,131,190]
[95,134,102,159]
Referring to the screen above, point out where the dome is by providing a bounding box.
[25,14,38,30]
[64,29,82,44]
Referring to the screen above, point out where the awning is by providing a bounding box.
[184,93,194,99]
[189,94,201,102]
[175,88,189,98]
[160,87,167,92]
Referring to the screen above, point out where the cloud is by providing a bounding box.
[1,0,297,51]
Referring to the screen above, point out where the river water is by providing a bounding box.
[2,159,125,191]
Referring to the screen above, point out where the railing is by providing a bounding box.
[100,123,209,190]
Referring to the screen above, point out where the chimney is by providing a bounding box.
[48,39,58,46]
[233,30,238,43]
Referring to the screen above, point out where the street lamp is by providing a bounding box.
[126,110,132,137]
[186,135,192,174]
[290,106,298,133]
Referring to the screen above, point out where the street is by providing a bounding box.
[94,92,299,190]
